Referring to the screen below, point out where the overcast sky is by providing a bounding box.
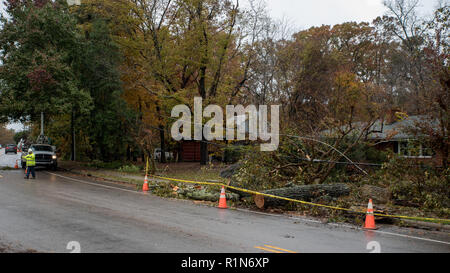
[1,0,444,132]
[265,0,440,31]
[1,0,442,27]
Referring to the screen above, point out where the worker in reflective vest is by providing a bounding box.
[24,148,36,179]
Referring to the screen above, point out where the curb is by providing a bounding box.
[399,219,450,232]
[59,167,143,187]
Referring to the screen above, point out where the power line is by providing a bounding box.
[151,111,369,174]
[124,113,440,170]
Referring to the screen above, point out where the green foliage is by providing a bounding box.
[223,145,250,163]
[345,143,389,164]
[0,0,95,162]
[77,19,130,161]
[118,164,141,173]
[0,2,134,161]
[85,160,123,170]
[233,140,303,191]
[358,152,449,218]
[234,133,389,191]
[376,156,450,211]
[0,0,92,121]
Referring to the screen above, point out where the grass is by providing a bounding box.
[76,160,225,182]
[154,162,226,182]
[60,160,228,188]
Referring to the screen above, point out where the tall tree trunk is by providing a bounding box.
[156,104,166,164]
[126,145,131,161]
[132,149,137,162]
[200,140,208,165]
[199,69,208,165]
[160,124,166,163]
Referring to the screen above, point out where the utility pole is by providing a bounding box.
[36,112,48,144]
[41,112,44,136]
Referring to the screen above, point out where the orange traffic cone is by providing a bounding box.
[218,186,227,209]
[363,199,378,230]
[14,160,19,169]
[142,174,149,192]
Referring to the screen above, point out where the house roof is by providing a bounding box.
[368,115,437,140]
[322,115,439,141]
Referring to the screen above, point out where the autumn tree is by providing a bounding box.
[76,19,131,161]
[411,5,449,168]
[80,0,262,164]
[0,124,15,145]
[0,0,93,159]
[379,0,431,114]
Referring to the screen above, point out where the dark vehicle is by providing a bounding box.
[21,144,57,170]
[5,144,17,154]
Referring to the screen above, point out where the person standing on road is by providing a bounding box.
[24,148,36,179]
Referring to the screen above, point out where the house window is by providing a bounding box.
[398,140,433,158]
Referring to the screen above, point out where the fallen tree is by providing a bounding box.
[220,163,253,198]
[219,163,242,179]
[253,183,350,209]
[181,188,240,202]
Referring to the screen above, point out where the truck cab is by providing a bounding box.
[21,144,58,170]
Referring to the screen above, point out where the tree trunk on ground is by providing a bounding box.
[183,189,240,202]
[253,184,350,209]
[226,179,252,199]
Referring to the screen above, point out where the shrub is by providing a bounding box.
[118,164,141,173]
[223,145,248,163]
[86,160,123,169]
[373,156,450,211]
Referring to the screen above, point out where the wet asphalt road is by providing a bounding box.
[0,147,21,168]
[0,150,449,253]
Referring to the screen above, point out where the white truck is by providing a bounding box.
[21,144,57,170]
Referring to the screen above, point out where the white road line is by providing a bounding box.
[45,171,143,195]
[45,171,450,246]
[241,208,450,245]
[370,230,450,245]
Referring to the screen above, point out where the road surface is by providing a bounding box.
[0,147,21,168]
[0,149,449,253]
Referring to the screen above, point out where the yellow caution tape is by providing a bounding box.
[150,175,450,224]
